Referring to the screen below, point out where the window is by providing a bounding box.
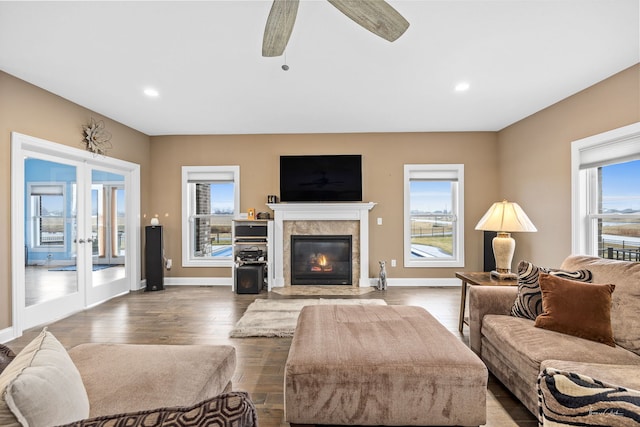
[182,166,240,267]
[404,164,464,267]
[29,184,65,249]
[572,122,640,260]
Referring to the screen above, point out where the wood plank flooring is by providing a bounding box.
[5,286,537,426]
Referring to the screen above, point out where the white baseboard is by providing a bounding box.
[367,277,460,287]
[0,326,18,344]
[163,277,232,286]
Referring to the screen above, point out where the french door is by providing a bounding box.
[11,132,140,334]
[86,166,130,306]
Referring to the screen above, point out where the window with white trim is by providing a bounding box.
[404,164,464,267]
[28,183,66,249]
[572,123,640,260]
[182,166,239,267]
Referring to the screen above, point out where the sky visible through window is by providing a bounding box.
[40,195,63,215]
[410,181,451,213]
[601,159,640,213]
[210,182,234,214]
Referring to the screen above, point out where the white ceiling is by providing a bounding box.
[1,1,638,136]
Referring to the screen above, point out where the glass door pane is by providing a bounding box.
[24,157,79,306]
[88,169,127,300]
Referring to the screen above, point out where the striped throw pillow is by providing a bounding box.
[510,260,592,320]
[538,368,640,426]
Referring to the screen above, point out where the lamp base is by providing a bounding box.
[490,270,517,280]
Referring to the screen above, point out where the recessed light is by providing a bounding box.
[454,82,470,92]
[144,88,159,97]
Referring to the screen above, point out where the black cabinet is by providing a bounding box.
[236,264,264,294]
[145,225,164,291]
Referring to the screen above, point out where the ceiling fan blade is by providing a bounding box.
[262,0,300,57]
[327,0,409,42]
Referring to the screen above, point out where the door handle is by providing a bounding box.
[78,239,85,244]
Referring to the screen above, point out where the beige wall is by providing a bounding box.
[497,64,640,267]
[0,71,151,330]
[150,132,499,280]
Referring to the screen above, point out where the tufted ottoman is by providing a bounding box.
[284,304,487,426]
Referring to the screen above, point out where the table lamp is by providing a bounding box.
[475,200,537,279]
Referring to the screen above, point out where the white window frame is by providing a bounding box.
[571,122,640,256]
[181,166,240,267]
[28,183,66,252]
[403,164,464,268]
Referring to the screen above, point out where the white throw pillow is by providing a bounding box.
[0,328,90,427]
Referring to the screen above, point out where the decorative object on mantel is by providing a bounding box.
[82,117,112,156]
[475,200,537,280]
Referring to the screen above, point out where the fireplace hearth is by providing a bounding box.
[291,235,352,285]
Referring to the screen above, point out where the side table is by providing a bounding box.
[456,271,517,332]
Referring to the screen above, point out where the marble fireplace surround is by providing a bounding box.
[267,203,376,287]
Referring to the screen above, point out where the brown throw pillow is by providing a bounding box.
[534,273,616,347]
[510,260,592,320]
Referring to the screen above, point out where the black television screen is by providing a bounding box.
[280,155,362,202]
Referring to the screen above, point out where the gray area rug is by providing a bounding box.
[229,298,387,338]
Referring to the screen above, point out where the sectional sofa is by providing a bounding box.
[469,255,640,424]
[0,329,257,426]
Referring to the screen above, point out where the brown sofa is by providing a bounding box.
[0,329,257,426]
[469,255,640,416]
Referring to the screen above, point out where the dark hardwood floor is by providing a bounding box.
[5,286,537,426]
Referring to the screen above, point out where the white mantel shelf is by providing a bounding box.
[267,202,376,287]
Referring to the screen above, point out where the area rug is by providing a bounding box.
[49,264,117,272]
[229,298,387,338]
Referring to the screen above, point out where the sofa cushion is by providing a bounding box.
[481,315,639,392]
[538,367,640,426]
[58,392,258,427]
[561,255,640,356]
[0,328,90,427]
[69,343,236,417]
[510,260,592,320]
[535,273,615,346]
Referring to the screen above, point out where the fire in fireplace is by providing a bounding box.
[290,235,352,285]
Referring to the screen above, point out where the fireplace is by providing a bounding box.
[268,202,376,288]
[291,235,352,285]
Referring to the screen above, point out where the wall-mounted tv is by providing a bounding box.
[280,155,362,202]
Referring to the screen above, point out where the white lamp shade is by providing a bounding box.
[475,200,537,233]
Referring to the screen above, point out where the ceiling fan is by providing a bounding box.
[262,0,410,57]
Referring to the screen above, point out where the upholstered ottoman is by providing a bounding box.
[284,305,487,426]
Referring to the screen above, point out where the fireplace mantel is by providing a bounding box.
[267,202,376,287]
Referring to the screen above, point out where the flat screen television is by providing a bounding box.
[280,155,362,202]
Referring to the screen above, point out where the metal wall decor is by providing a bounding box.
[82,117,112,155]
